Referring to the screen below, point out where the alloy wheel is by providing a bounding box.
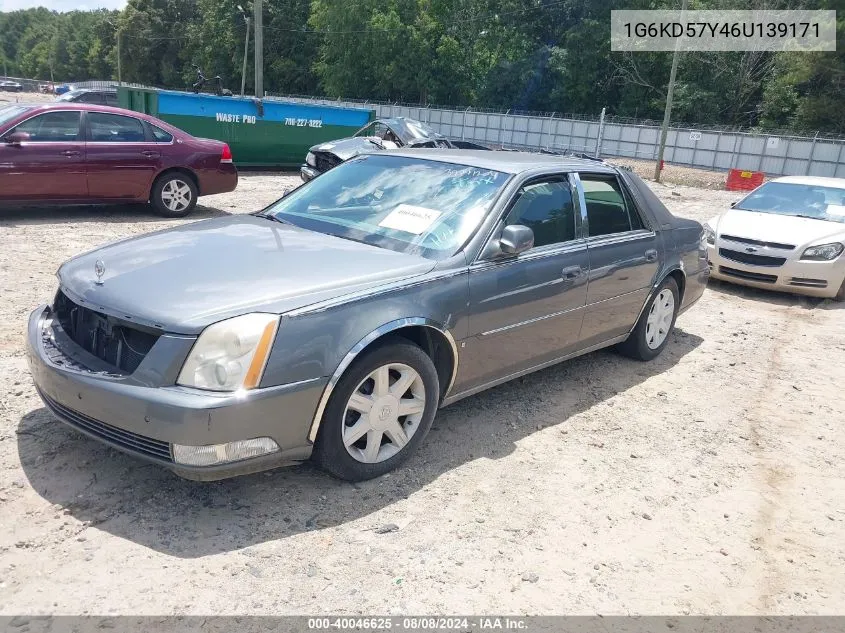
[161,179,193,212]
[342,362,426,464]
[645,288,675,349]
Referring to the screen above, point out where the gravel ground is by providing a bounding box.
[1,174,844,616]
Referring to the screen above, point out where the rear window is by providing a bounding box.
[151,125,173,142]
[582,175,644,236]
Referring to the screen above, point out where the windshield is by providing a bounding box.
[0,105,30,128]
[264,154,510,260]
[736,182,845,224]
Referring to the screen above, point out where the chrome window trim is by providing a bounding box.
[85,111,149,144]
[586,229,657,247]
[571,172,589,237]
[2,108,83,143]
[306,317,459,443]
[577,171,653,237]
[472,171,581,265]
[469,239,587,273]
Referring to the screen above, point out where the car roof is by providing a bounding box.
[378,148,617,175]
[377,117,444,140]
[772,175,845,189]
[7,102,188,135]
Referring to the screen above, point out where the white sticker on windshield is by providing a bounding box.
[379,204,442,234]
[826,204,845,217]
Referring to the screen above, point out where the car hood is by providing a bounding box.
[311,136,384,161]
[57,215,436,335]
[712,209,845,246]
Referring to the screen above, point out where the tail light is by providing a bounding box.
[220,144,233,164]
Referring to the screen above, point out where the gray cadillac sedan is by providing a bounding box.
[27,150,708,482]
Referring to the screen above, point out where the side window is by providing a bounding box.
[12,111,81,142]
[504,179,576,248]
[87,112,146,142]
[104,93,119,106]
[151,124,173,142]
[581,175,644,237]
[78,92,102,104]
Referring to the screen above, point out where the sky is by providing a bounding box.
[0,0,126,10]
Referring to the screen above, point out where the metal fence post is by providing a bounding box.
[545,112,555,149]
[729,133,742,170]
[594,107,606,158]
[757,134,768,173]
[711,131,722,169]
[461,106,471,140]
[806,131,819,175]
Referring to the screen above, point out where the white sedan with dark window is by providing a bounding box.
[705,176,845,301]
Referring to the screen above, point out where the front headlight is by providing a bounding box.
[703,223,716,245]
[800,242,844,261]
[306,151,316,167]
[177,313,279,392]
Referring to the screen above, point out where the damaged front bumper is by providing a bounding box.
[26,305,325,480]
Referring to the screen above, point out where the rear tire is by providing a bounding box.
[617,277,680,361]
[313,340,439,481]
[151,172,198,218]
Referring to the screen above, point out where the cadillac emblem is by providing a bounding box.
[94,259,106,285]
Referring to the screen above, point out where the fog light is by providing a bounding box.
[172,437,280,466]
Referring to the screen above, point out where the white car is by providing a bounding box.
[705,176,845,301]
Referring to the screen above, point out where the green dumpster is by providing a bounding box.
[118,87,374,168]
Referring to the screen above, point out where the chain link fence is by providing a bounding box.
[272,94,845,178]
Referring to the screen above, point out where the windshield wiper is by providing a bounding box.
[367,138,385,149]
[255,212,291,225]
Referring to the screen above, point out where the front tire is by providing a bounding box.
[313,340,440,481]
[151,172,198,218]
[834,279,845,302]
[617,277,680,361]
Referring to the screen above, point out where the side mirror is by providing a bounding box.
[5,131,30,145]
[499,224,534,256]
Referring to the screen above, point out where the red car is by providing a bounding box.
[0,103,237,217]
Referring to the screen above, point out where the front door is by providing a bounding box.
[0,110,86,200]
[457,176,590,392]
[577,172,661,348]
[84,111,161,200]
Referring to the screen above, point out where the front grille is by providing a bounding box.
[314,152,341,173]
[719,248,786,267]
[719,266,777,283]
[721,235,795,250]
[41,391,173,462]
[789,277,828,288]
[53,291,158,374]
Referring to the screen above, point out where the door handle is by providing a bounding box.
[62,150,80,157]
[645,248,658,262]
[142,150,161,158]
[561,265,583,280]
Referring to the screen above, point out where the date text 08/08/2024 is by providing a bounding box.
[307,617,528,630]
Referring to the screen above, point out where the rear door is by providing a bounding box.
[0,110,86,200]
[84,111,161,200]
[577,172,660,348]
